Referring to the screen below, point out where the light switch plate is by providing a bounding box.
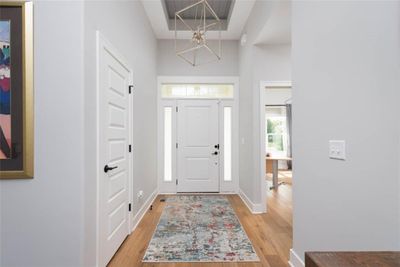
[329,140,346,160]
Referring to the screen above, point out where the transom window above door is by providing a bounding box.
[161,84,234,99]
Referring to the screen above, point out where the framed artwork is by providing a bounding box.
[0,2,33,179]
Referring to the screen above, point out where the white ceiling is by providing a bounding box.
[254,1,291,45]
[141,0,256,40]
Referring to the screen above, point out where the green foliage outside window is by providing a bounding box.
[267,118,285,151]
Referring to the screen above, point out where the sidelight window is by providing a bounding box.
[164,107,172,181]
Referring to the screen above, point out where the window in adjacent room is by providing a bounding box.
[266,106,288,156]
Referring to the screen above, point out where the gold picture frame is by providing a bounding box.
[0,1,34,179]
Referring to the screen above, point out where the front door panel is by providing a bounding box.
[177,100,219,192]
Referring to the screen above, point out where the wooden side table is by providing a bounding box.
[266,156,292,189]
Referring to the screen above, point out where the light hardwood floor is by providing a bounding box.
[108,185,293,267]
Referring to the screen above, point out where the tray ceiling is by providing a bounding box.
[141,0,256,40]
[164,0,233,20]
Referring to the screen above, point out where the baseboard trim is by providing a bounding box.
[289,249,305,267]
[131,189,158,232]
[238,189,264,214]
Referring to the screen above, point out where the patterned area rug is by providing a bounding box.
[143,195,259,262]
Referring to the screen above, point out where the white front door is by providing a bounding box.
[177,100,219,192]
[98,33,131,267]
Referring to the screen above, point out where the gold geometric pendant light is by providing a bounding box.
[175,0,222,66]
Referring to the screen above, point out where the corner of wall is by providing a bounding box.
[239,189,265,214]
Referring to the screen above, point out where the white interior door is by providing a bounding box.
[177,100,219,192]
[98,33,131,267]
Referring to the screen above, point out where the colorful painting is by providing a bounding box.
[0,20,11,159]
[0,2,33,178]
[143,195,260,262]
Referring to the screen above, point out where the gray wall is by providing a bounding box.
[0,1,158,266]
[157,40,239,76]
[0,2,85,266]
[291,0,400,261]
[239,0,291,206]
[84,1,158,265]
[252,44,291,204]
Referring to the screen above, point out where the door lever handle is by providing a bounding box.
[104,164,118,173]
[212,151,219,155]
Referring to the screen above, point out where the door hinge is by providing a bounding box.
[129,145,132,152]
[176,106,178,112]
[129,85,133,94]
[176,143,178,149]
[128,203,132,212]
[176,179,178,185]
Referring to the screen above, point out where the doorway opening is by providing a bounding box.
[157,77,239,194]
[265,104,292,190]
[260,81,292,212]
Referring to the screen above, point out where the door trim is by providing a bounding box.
[96,31,133,267]
[157,76,239,194]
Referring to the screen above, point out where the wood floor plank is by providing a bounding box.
[108,185,293,267]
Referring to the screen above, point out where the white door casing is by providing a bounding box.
[97,32,132,267]
[177,100,220,192]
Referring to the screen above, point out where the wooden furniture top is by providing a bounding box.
[305,252,400,267]
[266,155,292,161]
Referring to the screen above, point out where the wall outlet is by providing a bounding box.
[137,190,143,199]
[329,140,346,160]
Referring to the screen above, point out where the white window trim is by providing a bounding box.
[157,76,239,194]
[158,100,177,193]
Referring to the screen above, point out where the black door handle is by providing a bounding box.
[104,164,118,173]
[212,151,219,155]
